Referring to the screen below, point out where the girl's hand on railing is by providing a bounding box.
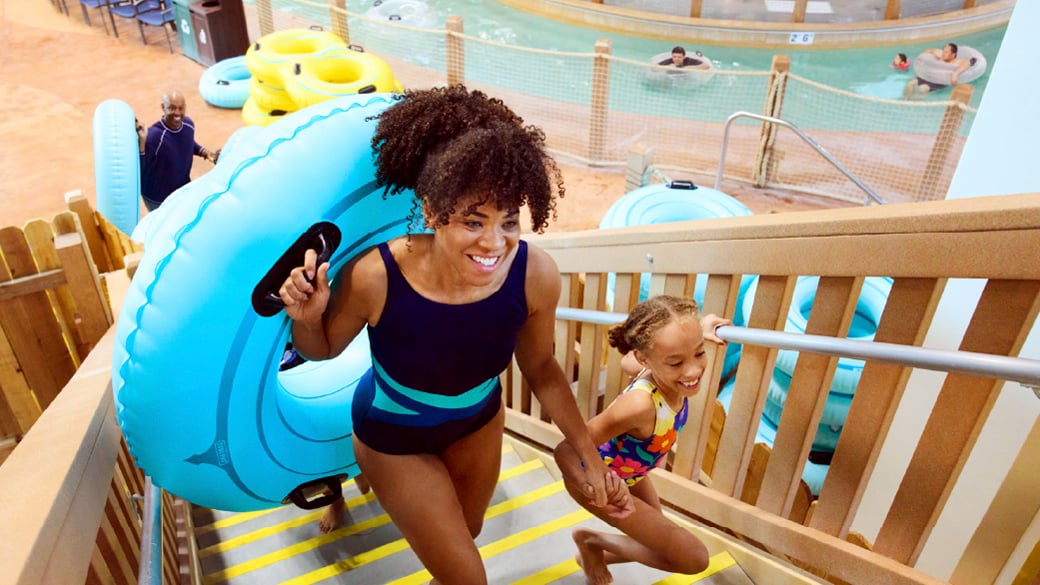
[701,313,731,345]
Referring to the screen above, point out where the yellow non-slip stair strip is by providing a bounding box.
[384,509,594,585]
[194,477,370,535]
[201,452,549,584]
[221,480,570,585]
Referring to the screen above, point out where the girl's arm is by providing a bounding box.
[701,313,731,345]
[516,246,627,513]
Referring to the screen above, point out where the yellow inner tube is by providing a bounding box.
[287,47,398,109]
[245,29,347,85]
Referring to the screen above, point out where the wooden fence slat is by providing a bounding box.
[758,276,862,517]
[811,277,945,538]
[672,272,741,481]
[62,191,115,274]
[0,328,41,436]
[875,279,1040,564]
[0,227,76,408]
[713,274,795,497]
[0,270,66,301]
[24,220,86,366]
[951,416,1040,584]
[54,232,113,356]
[577,272,606,419]
[100,490,138,584]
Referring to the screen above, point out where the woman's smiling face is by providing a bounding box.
[431,198,521,287]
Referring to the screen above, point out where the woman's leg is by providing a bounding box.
[567,478,709,584]
[352,406,504,585]
[440,405,505,539]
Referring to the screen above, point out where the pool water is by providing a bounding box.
[264,0,1005,111]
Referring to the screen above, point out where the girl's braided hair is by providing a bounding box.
[370,85,564,233]
[607,295,701,355]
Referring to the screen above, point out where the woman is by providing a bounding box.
[279,85,628,584]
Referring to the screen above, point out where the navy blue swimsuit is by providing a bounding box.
[351,241,529,454]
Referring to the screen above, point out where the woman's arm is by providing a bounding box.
[280,246,383,360]
[515,245,624,511]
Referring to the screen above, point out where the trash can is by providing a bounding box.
[189,0,250,67]
[171,0,200,63]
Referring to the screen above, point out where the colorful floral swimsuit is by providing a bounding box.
[597,376,689,486]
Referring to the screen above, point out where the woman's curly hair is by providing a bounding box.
[370,85,564,233]
[607,295,701,355]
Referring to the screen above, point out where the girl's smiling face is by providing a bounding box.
[636,317,708,401]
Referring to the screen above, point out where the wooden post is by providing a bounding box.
[885,0,901,20]
[64,191,114,274]
[753,55,790,187]
[963,0,977,8]
[256,0,274,36]
[791,0,808,23]
[914,83,973,201]
[446,16,465,86]
[625,143,653,193]
[329,0,349,44]
[588,39,612,165]
[689,0,702,18]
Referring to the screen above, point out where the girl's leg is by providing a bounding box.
[566,479,709,583]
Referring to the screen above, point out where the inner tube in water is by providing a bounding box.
[913,45,987,88]
[645,51,715,89]
[113,93,414,512]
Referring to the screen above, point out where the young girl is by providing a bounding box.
[556,295,730,584]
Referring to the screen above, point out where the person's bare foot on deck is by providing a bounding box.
[319,496,344,534]
[573,528,613,584]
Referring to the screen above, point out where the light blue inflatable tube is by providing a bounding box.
[600,182,757,380]
[742,275,893,396]
[599,182,757,323]
[113,94,413,512]
[93,99,141,236]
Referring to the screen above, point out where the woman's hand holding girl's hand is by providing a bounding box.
[602,470,635,518]
[279,248,331,323]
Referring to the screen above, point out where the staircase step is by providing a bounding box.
[194,443,756,584]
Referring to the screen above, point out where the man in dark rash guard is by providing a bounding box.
[136,90,220,211]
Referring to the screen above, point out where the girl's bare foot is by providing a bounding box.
[318,497,344,534]
[573,528,613,585]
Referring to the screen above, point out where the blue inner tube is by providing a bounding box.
[599,182,757,319]
[199,56,252,109]
[716,379,829,495]
[600,181,757,380]
[113,94,414,512]
[93,99,141,235]
[741,275,892,396]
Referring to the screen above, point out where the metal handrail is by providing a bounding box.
[714,111,886,205]
[138,477,163,585]
[555,307,1040,392]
